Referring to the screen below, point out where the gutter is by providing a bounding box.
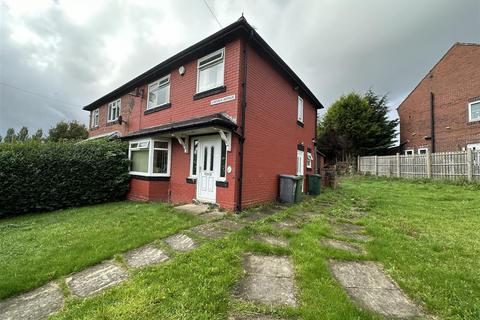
[236,38,249,212]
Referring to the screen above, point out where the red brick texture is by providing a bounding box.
[398,43,480,152]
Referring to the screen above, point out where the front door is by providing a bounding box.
[196,136,220,203]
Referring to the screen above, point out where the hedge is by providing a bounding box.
[0,140,130,216]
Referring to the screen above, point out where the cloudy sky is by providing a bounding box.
[0,0,479,137]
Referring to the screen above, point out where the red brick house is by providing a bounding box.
[398,43,480,154]
[83,17,323,211]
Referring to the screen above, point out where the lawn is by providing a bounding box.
[2,177,479,319]
[0,201,201,300]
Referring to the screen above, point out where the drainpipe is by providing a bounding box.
[236,38,249,212]
[430,92,435,153]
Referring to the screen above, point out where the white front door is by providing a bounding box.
[196,136,220,203]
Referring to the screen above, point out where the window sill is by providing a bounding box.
[106,121,119,127]
[144,103,171,115]
[90,126,99,131]
[193,86,226,100]
[467,120,480,125]
[297,120,304,127]
[130,174,170,181]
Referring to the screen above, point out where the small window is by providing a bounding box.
[197,48,225,93]
[129,139,170,176]
[220,140,227,178]
[468,100,480,122]
[297,150,304,175]
[190,139,199,176]
[405,149,414,156]
[418,148,428,155]
[297,96,304,123]
[107,99,121,123]
[147,75,170,109]
[91,109,99,128]
[467,143,480,151]
[306,152,313,168]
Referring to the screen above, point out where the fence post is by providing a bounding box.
[374,155,378,176]
[467,148,473,182]
[396,153,401,178]
[426,149,432,179]
[357,155,361,173]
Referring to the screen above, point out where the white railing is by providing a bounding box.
[358,149,480,181]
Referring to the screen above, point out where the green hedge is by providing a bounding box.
[0,140,130,216]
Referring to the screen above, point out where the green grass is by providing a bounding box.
[4,177,480,319]
[0,201,201,300]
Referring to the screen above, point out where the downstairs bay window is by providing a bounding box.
[129,138,171,176]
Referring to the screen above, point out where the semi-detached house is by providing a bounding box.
[83,17,324,211]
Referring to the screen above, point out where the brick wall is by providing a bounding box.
[398,44,480,153]
[242,45,317,208]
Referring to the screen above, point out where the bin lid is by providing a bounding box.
[279,174,303,180]
[306,174,321,177]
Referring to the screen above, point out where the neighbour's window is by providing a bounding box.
[468,100,480,122]
[129,139,170,176]
[306,151,313,168]
[190,139,199,176]
[297,96,304,123]
[197,48,225,93]
[91,109,99,128]
[405,149,414,156]
[297,150,304,175]
[418,148,428,155]
[467,143,480,151]
[147,75,170,109]
[107,99,121,123]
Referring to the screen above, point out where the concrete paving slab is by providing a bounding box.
[332,223,372,242]
[230,315,285,320]
[0,282,63,320]
[213,219,245,231]
[190,223,227,238]
[66,262,128,297]
[164,233,197,252]
[254,235,288,248]
[198,210,226,221]
[123,244,169,268]
[174,203,209,215]
[273,220,300,233]
[321,238,365,254]
[329,261,423,318]
[236,254,297,307]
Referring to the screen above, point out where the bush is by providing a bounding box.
[0,140,130,216]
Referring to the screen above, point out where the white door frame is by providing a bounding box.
[196,135,221,203]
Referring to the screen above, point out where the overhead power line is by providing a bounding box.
[202,0,222,28]
[0,81,81,107]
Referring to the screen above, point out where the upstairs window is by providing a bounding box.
[197,48,224,93]
[148,75,170,109]
[468,100,480,122]
[107,99,121,123]
[297,96,304,124]
[91,109,99,128]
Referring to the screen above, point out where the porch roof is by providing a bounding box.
[121,113,238,140]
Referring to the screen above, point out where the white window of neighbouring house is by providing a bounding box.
[297,150,304,176]
[297,96,304,123]
[147,75,170,109]
[468,100,480,122]
[306,151,313,168]
[107,99,121,123]
[418,148,428,155]
[405,149,414,155]
[467,143,480,151]
[91,109,99,128]
[129,139,171,176]
[197,48,224,93]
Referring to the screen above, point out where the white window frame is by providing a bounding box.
[467,143,480,151]
[297,96,304,123]
[468,100,480,122]
[405,149,414,156]
[189,138,199,178]
[147,75,171,110]
[297,150,304,176]
[418,148,428,155]
[107,99,121,123]
[306,151,313,169]
[91,109,99,128]
[128,138,171,177]
[196,48,225,94]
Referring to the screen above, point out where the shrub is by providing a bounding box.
[0,140,130,216]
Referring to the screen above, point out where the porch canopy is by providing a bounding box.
[122,113,238,152]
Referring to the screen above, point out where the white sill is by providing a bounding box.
[107,119,118,124]
[147,102,170,110]
[129,172,170,177]
[195,84,225,95]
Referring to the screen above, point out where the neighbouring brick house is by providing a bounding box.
[83,17,324,211]
[398,43,480,154]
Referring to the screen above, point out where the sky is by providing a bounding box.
[0,0,479,137]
